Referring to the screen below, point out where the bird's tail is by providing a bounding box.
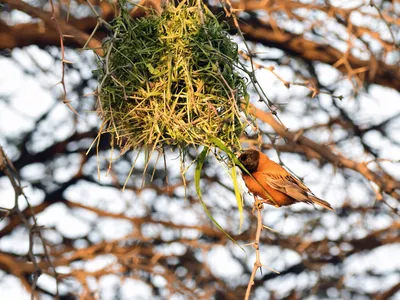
[309,196,334,211]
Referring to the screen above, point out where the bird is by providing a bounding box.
[237,149,333,210]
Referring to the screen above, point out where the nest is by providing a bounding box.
[96,0,248,154]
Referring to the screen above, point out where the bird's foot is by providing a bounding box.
[253,197,265,213]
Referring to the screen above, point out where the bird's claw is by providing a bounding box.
[253,197,265,213]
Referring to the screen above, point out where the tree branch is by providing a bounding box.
[0,0,102,54]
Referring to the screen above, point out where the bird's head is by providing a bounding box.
[238,149,260,173]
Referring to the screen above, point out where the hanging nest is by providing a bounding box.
[95,0,249,155]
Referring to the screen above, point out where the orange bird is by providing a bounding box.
[238,149,333,210]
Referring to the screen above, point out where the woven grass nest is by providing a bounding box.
[96,0,249,155]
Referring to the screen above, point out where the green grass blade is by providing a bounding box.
[210,136,241,165]
[195,147,243,249]
[231,166,244,233]
[194,147,209,198]
[210,137,244,232]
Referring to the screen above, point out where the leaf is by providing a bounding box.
[210,136,246,173]
[210,137,236,161]
[194,147,209,199]
[195,147,243,249]
[231,166,244,233]
[209,137,245,232]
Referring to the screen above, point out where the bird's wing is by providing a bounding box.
[260,170,333,210]
[261,172,314,202]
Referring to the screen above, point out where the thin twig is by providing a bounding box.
[48,0,77,114]
[0,146,60,299]
[245,198,264,300]
[369,1,399,49]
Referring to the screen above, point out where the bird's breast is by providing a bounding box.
[242,172,296,206]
